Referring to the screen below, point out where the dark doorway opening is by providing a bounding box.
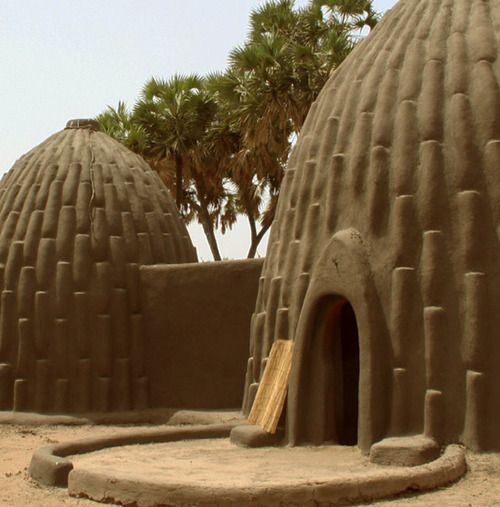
[325,299,359,445]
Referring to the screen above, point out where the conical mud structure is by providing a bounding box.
[243,0,500,453]
[0,119,197,413]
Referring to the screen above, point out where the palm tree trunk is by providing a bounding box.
[196,199,222,261]
[174,152,183,208]
[246,212,258,258]
[247,217,272,259]
[247,242,258,259]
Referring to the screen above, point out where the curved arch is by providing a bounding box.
[287,229,392,452]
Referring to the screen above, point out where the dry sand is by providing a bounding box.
[1,423,500,506]
[70,439,370,489]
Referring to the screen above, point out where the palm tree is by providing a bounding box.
[204,0,378,258]
[99,77,229,260]
[133,75,216,209]
[97,0,378,260]
[312,0,378,31]
[97,101,148,153]
[207,66,288,258]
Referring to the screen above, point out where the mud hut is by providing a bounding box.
[242,0,500,453]
[0,119,197,414]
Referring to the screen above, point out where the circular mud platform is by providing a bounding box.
[67,438,466,507]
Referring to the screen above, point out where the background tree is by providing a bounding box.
[205,0,377,257]
[133,75,216,209]
[98,77,229,261]
[98,0,378,260]
[97,100,148,154]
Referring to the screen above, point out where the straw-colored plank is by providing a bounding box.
[248,339,294,434]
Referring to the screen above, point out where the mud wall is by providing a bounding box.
[141,258,263,409]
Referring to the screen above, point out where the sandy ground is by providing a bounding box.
[71,439,372,488]
[1,423,500,506]
[0,423,121,506]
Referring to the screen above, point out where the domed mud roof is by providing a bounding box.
[0,119,197,413]
[243,0,500,451]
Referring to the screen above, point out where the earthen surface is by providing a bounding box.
[243,0,500,452]
[1,423,500,506]
[68,440,466,506]
[230,423,284,447]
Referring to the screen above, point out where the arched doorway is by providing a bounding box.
[287,229,391,452]
[324,299,360,445]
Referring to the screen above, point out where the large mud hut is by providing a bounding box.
[242,0,500,453]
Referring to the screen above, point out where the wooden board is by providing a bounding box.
[248,339,294,434]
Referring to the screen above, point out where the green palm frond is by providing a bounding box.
[249,0,297,38]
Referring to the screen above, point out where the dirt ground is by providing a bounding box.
[1,423,500,507]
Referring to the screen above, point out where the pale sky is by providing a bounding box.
[0,0,397,261]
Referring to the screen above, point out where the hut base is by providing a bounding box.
[370,435,441,466]
[31,427,466,507]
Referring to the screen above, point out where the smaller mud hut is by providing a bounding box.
[0,119,197,414]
